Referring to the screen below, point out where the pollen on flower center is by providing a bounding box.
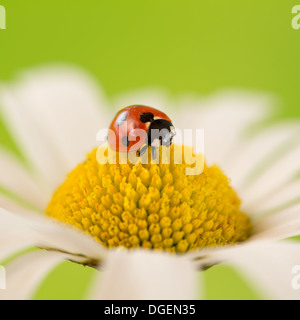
[46,145,251,253]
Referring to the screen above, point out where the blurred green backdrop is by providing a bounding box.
[0,0,299,299]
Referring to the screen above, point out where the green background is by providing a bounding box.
[0,0,299,299]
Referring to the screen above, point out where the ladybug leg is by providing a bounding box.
[151,146,157,160]
[138,145,148,157]
[150,138,160,160]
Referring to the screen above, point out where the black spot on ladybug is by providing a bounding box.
[140,112,154,123]
[117,112,127,126]
[122,136,130,147]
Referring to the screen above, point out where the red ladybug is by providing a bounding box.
[108,105,175,159]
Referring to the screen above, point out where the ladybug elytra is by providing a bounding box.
[108,105,175,159]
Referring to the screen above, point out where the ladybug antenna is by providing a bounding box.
[140,112,154,123]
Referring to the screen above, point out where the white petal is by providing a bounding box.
[225,121,300,190]
[90,249,198,300]
[0,65,108,194]
[241,143,300,211]
[174,90,270,169]
[0,250,69,300]
[246,179,300,216]
[251,203,300,241]
[0,148,47,210]
[0,206,41,263]
[0,229,35,264]
[0,208,107,263]
[0,193,40,216]
[203,242,300,300]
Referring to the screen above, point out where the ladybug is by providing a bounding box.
[108,105,175,159]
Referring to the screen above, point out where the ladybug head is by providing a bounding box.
[148,119,176,147]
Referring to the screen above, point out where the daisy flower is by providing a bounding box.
[0,65,300,300]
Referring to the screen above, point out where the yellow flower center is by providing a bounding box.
[46,145,251,253]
